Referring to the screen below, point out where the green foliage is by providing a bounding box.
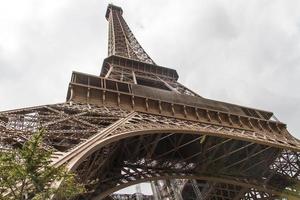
[0,130,85,200]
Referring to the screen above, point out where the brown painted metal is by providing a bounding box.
[0,3,300,200]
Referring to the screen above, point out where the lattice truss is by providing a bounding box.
[111,193,154,200]
[107,5,155,65]
[179,180,282,200]
[103,4,200,98]
[1,103,300,199]
[2,4,300,198]
[0,103,128,152]
[101,63,199,97]
[47,110,300,199]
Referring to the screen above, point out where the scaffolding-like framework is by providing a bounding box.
[1,4,300,200]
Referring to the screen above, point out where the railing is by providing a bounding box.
[71,71,133,94]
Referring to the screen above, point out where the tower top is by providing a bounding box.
[105,4,123,20]
[105,4,157,65]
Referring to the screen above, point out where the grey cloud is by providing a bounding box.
[0,0,299,195]
[202,4,239,40]
[0,0,299,140]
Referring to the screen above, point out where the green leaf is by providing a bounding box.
[0,129,85,200]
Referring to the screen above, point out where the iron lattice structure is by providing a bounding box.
[1,4,300,200]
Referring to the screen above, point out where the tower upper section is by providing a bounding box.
[101,4,182,91]
[105,4,156,65]
[67,4,280,126]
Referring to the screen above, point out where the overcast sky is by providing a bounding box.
[1,0,300,195]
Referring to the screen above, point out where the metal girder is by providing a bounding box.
[0,102,128,152]
[1,4,300,200]
[68,123,299,199]
[106,4,155,65]
[1,104,300,199]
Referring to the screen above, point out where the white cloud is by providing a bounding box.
[0,0,299,171]
[1,0,299,133]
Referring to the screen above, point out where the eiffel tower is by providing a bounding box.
[1,4,300,200]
